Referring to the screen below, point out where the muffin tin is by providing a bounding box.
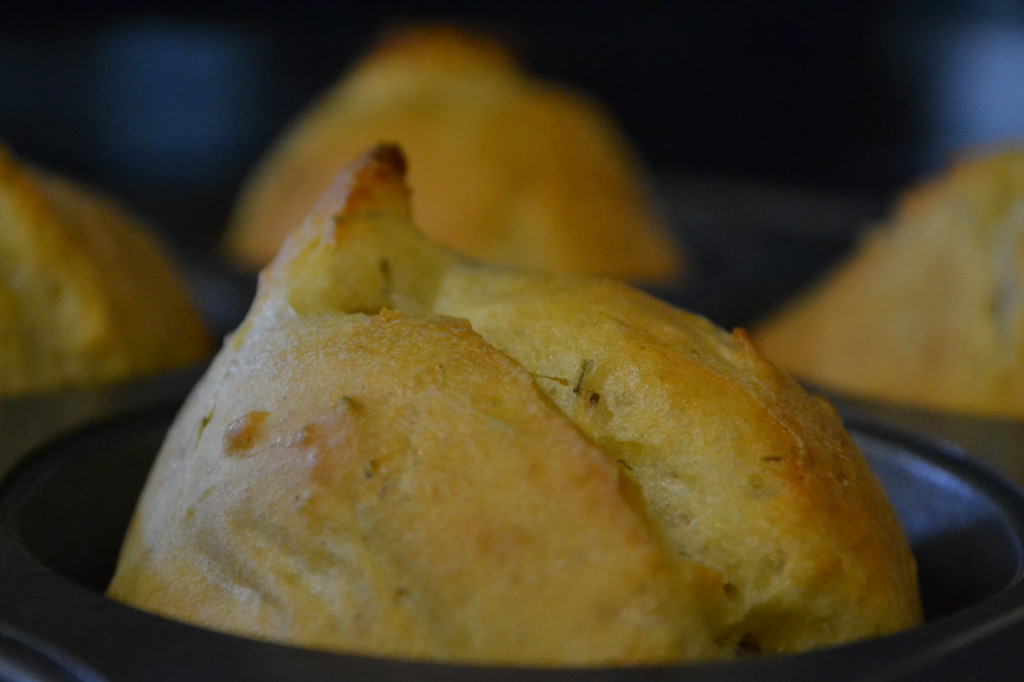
[3,176,1024,679]
[0,366,1023,681]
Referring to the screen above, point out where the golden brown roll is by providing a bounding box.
[753,147,1024,417]
[0,145,212,396]
[109,145,920,666]
[223,24,684,284]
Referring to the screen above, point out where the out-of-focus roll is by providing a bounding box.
[0,145,212,396]
[754,147,1024,417]
[224,24,684,284]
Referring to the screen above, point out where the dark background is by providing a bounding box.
[2,1,1023,314]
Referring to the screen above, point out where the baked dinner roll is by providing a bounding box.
[223,24,684,284]
[109,145,921,666]
[0,145,212,396]
[753,147,1024,417]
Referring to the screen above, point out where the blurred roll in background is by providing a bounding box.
[2,0,1023,333]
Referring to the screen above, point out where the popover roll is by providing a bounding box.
[755,147,1024,417]
[110,145,921,666]
[0,145,211,396]
[224,25,684,284]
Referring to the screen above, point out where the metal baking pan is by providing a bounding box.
[1,174,1022,680]
[1,384,1023,681]
[2,6,1022,677]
